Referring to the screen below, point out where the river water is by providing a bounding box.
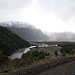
[10,46,36,60]
[10,44,57,60]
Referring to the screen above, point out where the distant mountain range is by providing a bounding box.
[0,22,49,41]
[1,21,75,41]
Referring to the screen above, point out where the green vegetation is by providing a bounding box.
[60,43,75,55]
[62,50,66,57]
[0,50,49,73]
[0,50,3,57]
[54,51,58,56]
[20,50,48,66]
[37,41,75,47]
[0,26,30,72]
[36,41,75,55]
[35,41,67,46]
[0,26,30,56]
[1,35,75,74]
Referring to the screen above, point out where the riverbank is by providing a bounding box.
[10,45,61,60]
[10,46,37,59]
[30,46,62,55]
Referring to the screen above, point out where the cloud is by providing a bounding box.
[0,0,75,33]
[47,32,75,41]
[38,0,75,20]
[0,0,32,10]
[0,0,32,21]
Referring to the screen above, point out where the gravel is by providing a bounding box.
[38,60,75,75]
[8,57,75,75]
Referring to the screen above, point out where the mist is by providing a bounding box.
[0,0,75,41]
[1,21,75,42]
[0,0,75,33]
[46,32,75,42]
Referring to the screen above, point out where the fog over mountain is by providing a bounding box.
[1,21,75,41]
[0,22,49,41]
[46,32,75,42]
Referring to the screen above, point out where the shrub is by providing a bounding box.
[54,51,58,56]
[62,50,66,57]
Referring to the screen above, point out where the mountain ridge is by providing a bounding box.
[1,21,75,41]
[0,21,49,41]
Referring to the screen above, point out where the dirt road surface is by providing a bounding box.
[5,57,75,75]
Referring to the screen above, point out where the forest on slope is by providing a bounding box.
[0,26,30,56]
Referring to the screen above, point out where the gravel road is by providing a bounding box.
[38,60,75,75]
[7,57,75,75]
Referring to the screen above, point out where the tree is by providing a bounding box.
[0,26,30,56]
[54,51,58,56]
[0,50,2,57]
[62,50,66,57]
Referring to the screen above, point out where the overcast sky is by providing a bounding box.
[0,0,75,33]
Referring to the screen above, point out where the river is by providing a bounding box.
[10,46,36,60]
[10,44,57,60]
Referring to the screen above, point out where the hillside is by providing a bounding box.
[0,22,49,41]
[8,57,75,75]
[0,26,30,56]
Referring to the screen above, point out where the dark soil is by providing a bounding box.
[5,57,75,75]
[38,59,75,75]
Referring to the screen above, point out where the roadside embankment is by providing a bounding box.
[8,56,75,75]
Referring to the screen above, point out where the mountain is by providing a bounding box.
[0,22,49,41]
[0,26,30,56]
[1,22,75,42]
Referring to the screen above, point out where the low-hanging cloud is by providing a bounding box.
[0,0,75,33]
[38,0,75,20]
